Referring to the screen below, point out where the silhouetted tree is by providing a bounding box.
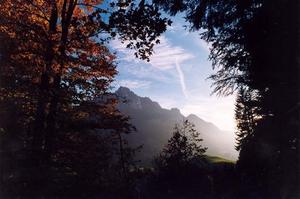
[0,0,170,198]
[154,120,209,197]
[153,0,300,197]
[235,87,261,151]
[159,120,207,165]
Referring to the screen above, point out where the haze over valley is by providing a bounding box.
[116,87,238,165]
[2,0,297,198]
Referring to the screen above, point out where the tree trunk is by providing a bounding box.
[43,0,77,160]
[31,0,58,159]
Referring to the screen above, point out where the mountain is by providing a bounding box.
[116,87,238,165]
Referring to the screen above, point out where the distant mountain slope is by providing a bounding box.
[116,87,238,165]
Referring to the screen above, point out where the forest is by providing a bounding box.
[0,0,299,198]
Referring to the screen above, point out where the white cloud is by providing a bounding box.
[110,35,194,70]
[167,20,211,54]
[175,58,188,98]
[149,36,194,69]
[111,36,194,97]
[117,79,151,89]
[120,63,172,83]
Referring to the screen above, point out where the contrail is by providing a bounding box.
[175,58,188,98]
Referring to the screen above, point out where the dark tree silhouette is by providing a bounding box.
[159,120,207,165]
[153,120,210,197]
[235,87,261,151]
[0,0,170,198]
[154,0,300,197]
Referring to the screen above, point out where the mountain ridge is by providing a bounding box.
[116,87,238,165]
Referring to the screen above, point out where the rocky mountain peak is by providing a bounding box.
[116,86,137,98]
[116,87,161,110]
[187,114,200,120]
[170,108,181,114]
[115,87,238,162]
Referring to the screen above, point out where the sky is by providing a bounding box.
[110,17,236,132]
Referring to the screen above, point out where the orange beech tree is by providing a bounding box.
[0,0,169,197]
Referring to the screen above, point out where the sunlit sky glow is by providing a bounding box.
[110,18,236,132]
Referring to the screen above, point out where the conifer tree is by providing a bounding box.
[235,87,260,151]
[159,120,207,167]
[154,120,208,196]
[153,1,299,197]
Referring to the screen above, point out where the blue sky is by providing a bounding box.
[110,18,236,132]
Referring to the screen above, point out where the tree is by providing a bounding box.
[0,0,170,197]
[235,87,261,151]
[154,120,209,196]
[159,120,207,166]
[153,0,299,197]
[153,0,260,95]
[0,0,170,159]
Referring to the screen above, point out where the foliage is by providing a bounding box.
[109,0,172,61]
[153,0,262,95]
[0,0,170,198]
[234,87,261,151]
[157,120,207,167]
[154,0,299,197]
[153,120,209,197]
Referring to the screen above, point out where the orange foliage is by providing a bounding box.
[0,0,117,102]
[0,0,120,147]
